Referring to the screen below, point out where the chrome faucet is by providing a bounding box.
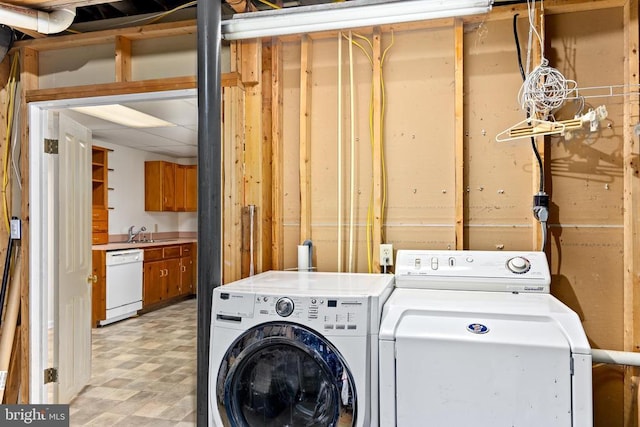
[127,225,147,243]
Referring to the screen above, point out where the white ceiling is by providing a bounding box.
[59,97,198,158]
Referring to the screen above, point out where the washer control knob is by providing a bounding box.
[507,257,531,274]
[275,297,295,317]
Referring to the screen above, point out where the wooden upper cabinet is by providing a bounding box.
[145,161,197,212]
[145,161,176,211]
[175,164,186,211]
[185,165,198,212]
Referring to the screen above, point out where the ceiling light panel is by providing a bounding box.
[70,104,176,128]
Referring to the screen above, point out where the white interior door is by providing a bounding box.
[56,113,92,403]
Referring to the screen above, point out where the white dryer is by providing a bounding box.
[379,250,592,427]
[209,271,394,427]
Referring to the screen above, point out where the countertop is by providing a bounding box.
[92,238,197,252]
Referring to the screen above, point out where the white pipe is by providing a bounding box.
[592,349,640,367]
[0,3,75,34]
[337,32,343,273]
[347,31,355,273]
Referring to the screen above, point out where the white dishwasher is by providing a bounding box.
[101,249,144,326]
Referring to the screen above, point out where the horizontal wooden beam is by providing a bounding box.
[25,72,241,102]
[13,19,196,52]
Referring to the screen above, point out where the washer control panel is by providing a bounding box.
[254,294,368,335]
[395,250,550,293]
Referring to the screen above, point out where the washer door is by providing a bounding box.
[216,322,356,427]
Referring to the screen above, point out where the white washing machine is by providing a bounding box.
[379,250,592,427]
[209,270,394,427]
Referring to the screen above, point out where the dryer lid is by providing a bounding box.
[379,288,590,354]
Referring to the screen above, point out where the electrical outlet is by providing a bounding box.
[380,244,393,266]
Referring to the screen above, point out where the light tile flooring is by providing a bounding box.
[69,298,197,426]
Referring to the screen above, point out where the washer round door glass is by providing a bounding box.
[216,322,356,427]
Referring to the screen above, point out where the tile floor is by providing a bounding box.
[69,298,197,426]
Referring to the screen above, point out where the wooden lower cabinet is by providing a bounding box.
[180,243,196,295]
[143,260,165,306]
[91,250,106,327]
[143,243,196,309]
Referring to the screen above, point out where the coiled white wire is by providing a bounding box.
[519,0,576,118]
[518,59,577,118]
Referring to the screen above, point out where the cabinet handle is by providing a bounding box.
[160,269,165,277]
[164,269,169,275]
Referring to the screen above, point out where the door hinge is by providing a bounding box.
[44,367,58,384]
[44,139,58,154]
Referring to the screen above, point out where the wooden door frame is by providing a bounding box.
[27,88,196,403]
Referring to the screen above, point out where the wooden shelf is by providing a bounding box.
[92,145,109,244]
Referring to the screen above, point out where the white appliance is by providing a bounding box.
[379,250,592,427]
[208,271,394,427]
[102,249,143,326]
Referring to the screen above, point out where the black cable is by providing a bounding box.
[513,13,545,193]
[0,237,14,326]
[513,14,526,82]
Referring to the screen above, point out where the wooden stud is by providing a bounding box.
[233,87,245,280]
[20,46,38,404]
[240,40,261,86]
[115,36,132,83]
[624,1,640,425]
[271,39,284,271]
[13,19,197,52]
[222,87,233,283]
[261,43,274,271]
[372,28,383,272]
[454,19,464,250]
[222,86,245,283]
[299,35,312,244]
[243,41,264,273]
[531,4,545,251]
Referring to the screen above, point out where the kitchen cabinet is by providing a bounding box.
[176,165,197,212]
[143,245,182,307]
[145,161,197,212]
[145,161,176,211]
[91,250,106,327]
[180,243,196,295]
[92,146,109,244]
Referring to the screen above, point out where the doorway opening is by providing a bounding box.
[28,88,197,404]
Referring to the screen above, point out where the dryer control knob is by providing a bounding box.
[507,256,531,274]
[275,297,295,317]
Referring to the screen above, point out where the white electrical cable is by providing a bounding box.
[337,32,343,273]
[348,31,355,273]
[519,0,576,118]
[518,59,576,118]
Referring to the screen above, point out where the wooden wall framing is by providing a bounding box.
[0,2,639,425]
